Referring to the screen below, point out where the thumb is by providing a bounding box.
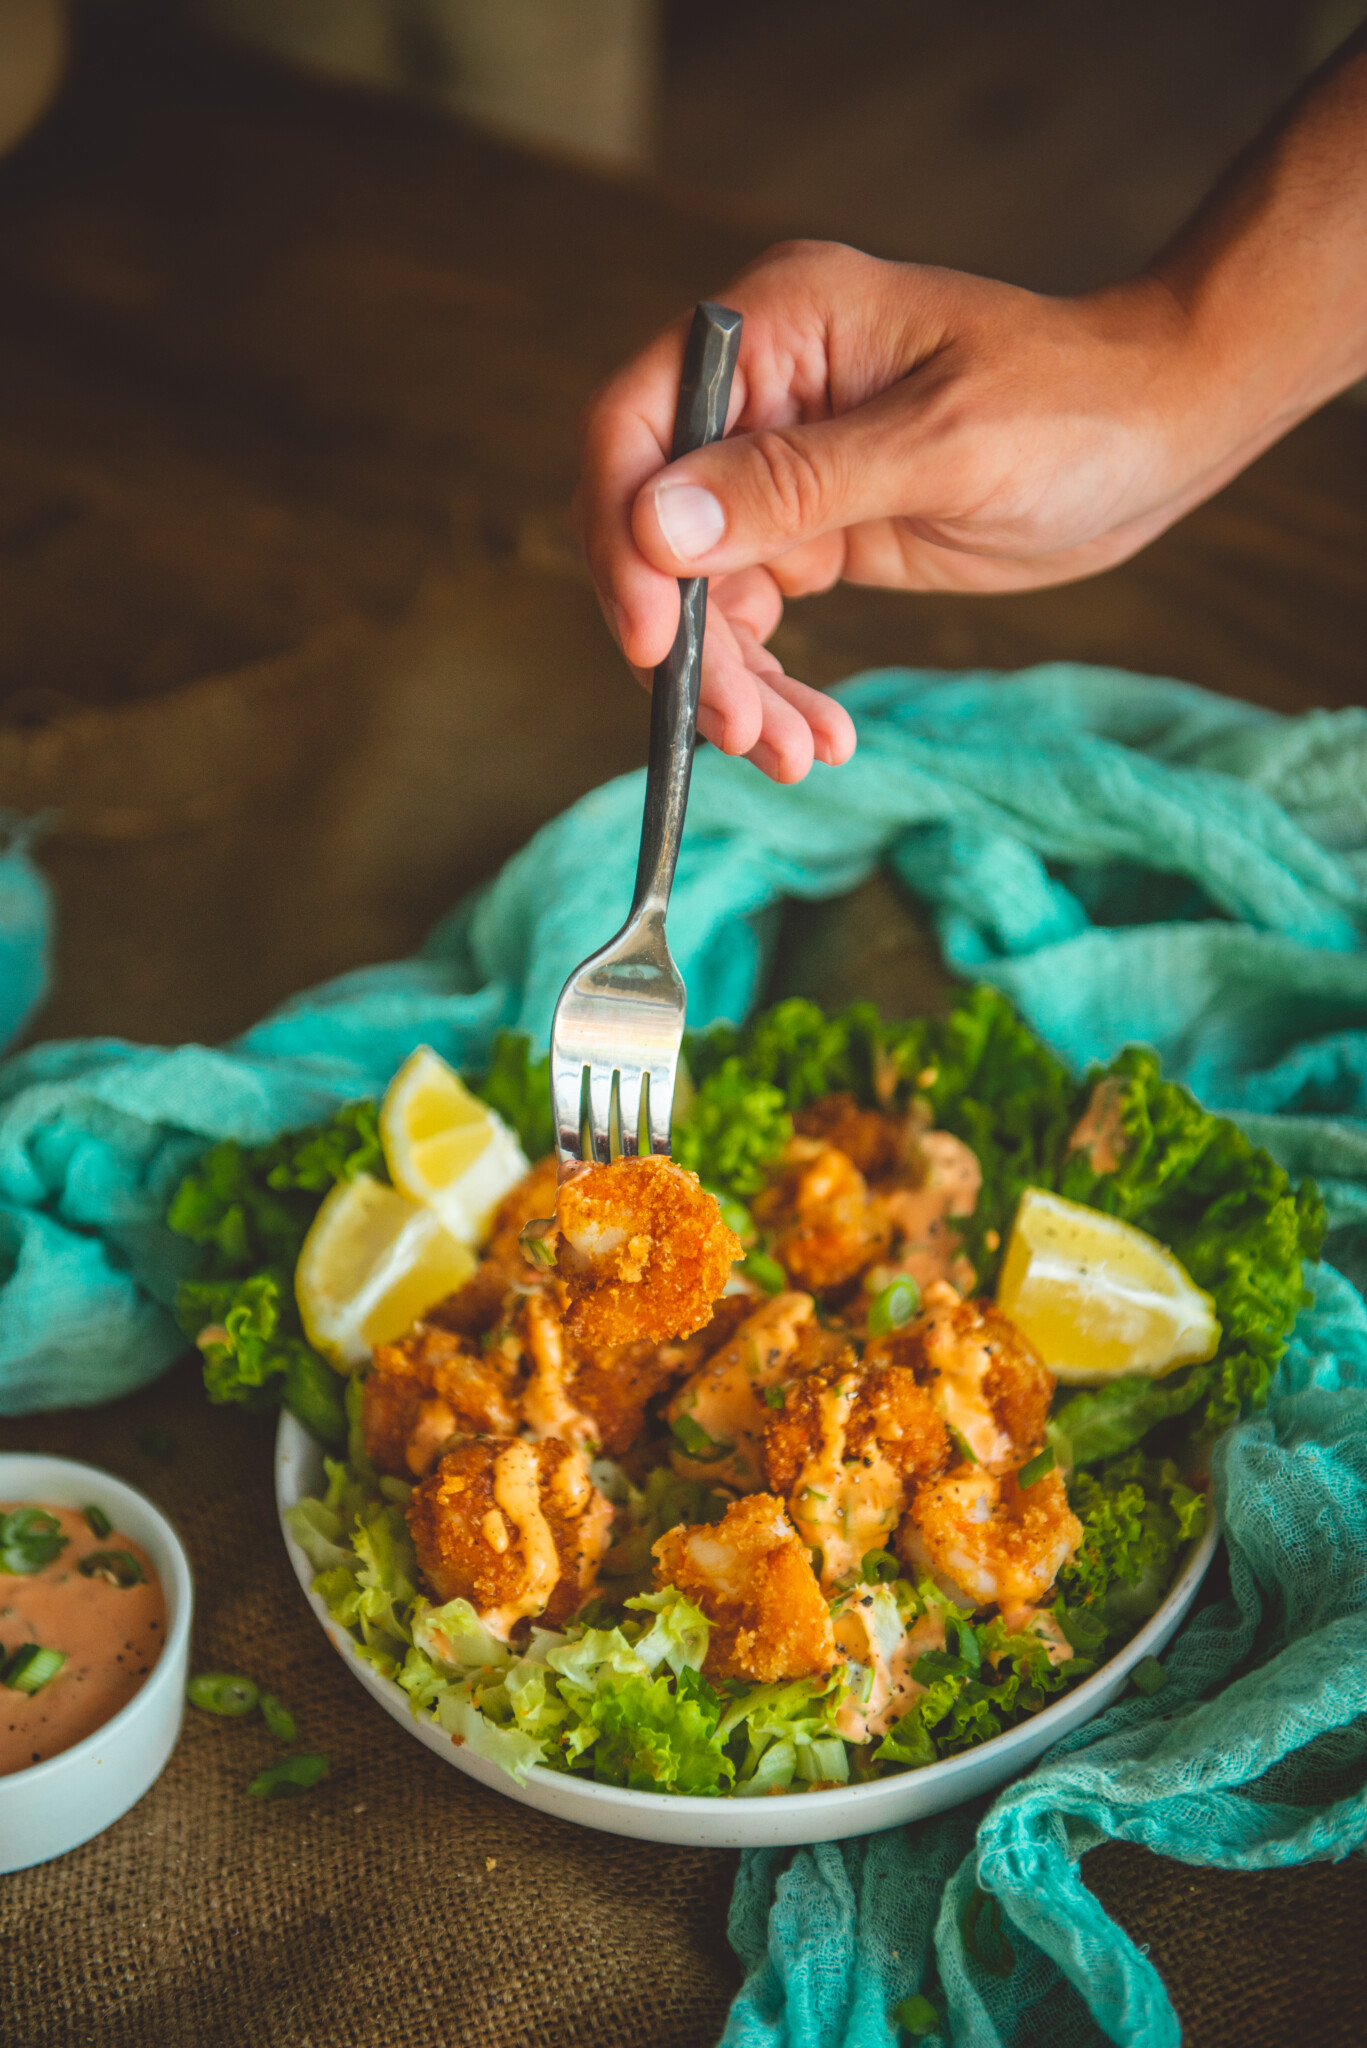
[630,398,916,577]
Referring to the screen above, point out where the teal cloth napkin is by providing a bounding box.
[2,664,1365,2046]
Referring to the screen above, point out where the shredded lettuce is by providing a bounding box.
[292,1454,851,1794]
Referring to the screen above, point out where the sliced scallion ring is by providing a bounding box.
[2,1643,67,1693]
[867,1276,921,1336]
[260,1692,298,1744]
[248,1753,330,1799]
[1018,1444,1056,1488]
[78,1548,146,1588]
[187,1672,260,1717]
[82,1504,114,1540]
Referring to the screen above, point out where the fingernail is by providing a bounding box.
[654,480,726,562]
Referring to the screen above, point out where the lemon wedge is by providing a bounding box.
[379,1045,529,1246]
[997,1187,1219,1384]
[296,1172,477,1369]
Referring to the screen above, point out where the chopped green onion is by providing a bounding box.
[259,1692,298,1744]
[800,1486,828,1504]
[868,1276,921,1336]
[82,1504,113,1540]
[670,1413,735,1462]
[762,1383,786,1411]
[378,1475,412,1504]
[1018,1444,1056,1488]
[2,1643,67,1692]
[947,1426,979,1467]
[78,1549,146,1588]
[1131,1656,1168,1697]
[518,1218,558,1271]
[187,1672,260,1717]
[248,1753,330,1799]
[861,1549,900,1584]
[138,1430,177,1461]
[893,1994,939,2037]
[741,1250,787,1295]
[0,1507,69,1576]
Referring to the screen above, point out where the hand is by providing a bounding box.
[574,242,1225,783]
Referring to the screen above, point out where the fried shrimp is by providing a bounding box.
[864,1129,981,1297]
[665,1290,824,1491]
[753,1139,892,1294]
[515,1286,690,1457]
[900,1464,1082,1612]
[426,1156,561,1339]
[407,1436,612,1638]
[652,1493,836,1683]
[763,1364,951,1586]
[554,1155,743,1346]
[869,1282,1054,1472]
[364,1325,519,1478]
[794,1094,911,1179]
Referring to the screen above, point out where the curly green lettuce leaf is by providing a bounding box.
[469,1031,555,1162]
[1055,1452,1207,1653]
[672,1056,792,1199]
[169,1102,383,1425]
[1053,1047,1326,1454]
[168,1102,383,1280]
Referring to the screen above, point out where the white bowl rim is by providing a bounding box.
[275,1410,1218,1820]
[0,1451,194,1788]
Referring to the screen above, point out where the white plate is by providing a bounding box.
[0,1454,194,1872]
[276,1411,1217,1848]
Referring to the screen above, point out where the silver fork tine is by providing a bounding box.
[548,301,743,1169]
[646,1064,673,1157]
[616,1069,644,1158]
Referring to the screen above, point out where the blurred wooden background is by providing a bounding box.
[0,0,1362,1049]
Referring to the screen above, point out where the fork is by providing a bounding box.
[550,299,743,1169]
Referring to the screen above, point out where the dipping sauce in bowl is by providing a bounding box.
[0,1504,166,1777]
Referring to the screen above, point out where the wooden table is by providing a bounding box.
[0,17,1364,2048]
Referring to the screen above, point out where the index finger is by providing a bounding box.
[576,316,749,671]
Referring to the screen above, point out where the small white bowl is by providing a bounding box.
[277,1412,1216,1848]
[0,1453,194,1873]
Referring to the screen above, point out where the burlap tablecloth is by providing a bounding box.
[3,1351,1364,2048]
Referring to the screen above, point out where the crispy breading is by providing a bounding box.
[891,1283,1054,1471]
[652,1493,836,1683]
[554,1155,743,1346]
[761,1363,951,1585]
[407,1435,612,1636]
[763,1363,951,1498]
[900,1464,1082,1611]
[363,1325,519,1477]
[753,1139,893,1294]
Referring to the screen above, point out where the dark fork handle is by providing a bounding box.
[630,300,743,919]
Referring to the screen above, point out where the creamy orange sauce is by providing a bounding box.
[482,1443,561,1640]
[788,1377,904,1589]
[1068,1078,1129,1176]
[520,1292,599,1451]
[0,1505,165,1777]
[832,1588,948,1742]
[873,1130,980,1294]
